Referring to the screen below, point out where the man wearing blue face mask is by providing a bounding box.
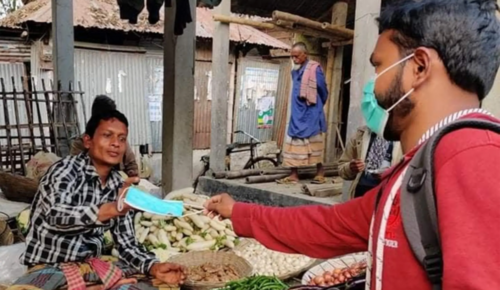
[203,1,500,290]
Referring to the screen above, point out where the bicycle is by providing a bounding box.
[193,130,280,190]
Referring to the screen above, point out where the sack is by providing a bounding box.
[400,119,500,290]
[25,151,61,181]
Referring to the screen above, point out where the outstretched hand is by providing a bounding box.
[203,193,236,219]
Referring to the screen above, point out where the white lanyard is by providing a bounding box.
[365,167,408,290]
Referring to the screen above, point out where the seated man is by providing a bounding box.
[338,126,402,199]
[9,110,185,290]
[71,95,139,178]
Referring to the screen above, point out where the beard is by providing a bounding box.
[292,63,302,71]
[375,68,414,141]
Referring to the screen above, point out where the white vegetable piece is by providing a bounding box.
[225,228,237,237]
[210,219,226,231]
[112,248,120,258]
[148,234,160,245]
[158,229,171,247]
[139,228,150,243]
[150,226,158,232]
[187,214,206,229]
[174,219,194,232]
[175,232,183,241]
[186,240,216,251]
[134,212,142,225]
[140,221,153,227]
[182,229,193,236]
[164,225,176,232]
[143,212,154,219]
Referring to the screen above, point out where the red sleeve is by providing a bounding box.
[231,188,377,259]
[435,132,500,289]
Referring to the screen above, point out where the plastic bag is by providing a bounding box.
[25,151,61,181]
[0,243,27,285]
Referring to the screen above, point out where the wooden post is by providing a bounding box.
[324,2,348,163]
[162,0,196,194]
[210,0,231,172]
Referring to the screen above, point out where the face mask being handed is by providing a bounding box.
[361,54,415,137]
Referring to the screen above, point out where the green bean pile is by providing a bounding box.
[224,275,289,290]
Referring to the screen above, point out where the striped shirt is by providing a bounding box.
[21,153,157,274]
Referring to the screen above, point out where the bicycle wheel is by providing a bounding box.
[244,157,279,170]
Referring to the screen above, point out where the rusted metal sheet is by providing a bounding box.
[272,59,292,147]
[74,48,151,147]
[193,61,213,149]
[145,54,163,152]
[0,39,31,63]
[233,57,282,144]
[0,1,289,49]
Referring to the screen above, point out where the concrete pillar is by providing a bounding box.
[343,0,381,201]
[162,0,196,194]
[51,0,75,156]
[210,0,231,172]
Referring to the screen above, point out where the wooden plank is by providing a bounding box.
[10,77,27,174]
[0,78,14,170]
[213,14,275,29]
[272,10,353,39]
[209,0,231,172]
[325,2,348,163]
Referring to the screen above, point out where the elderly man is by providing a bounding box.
[9,110,186,290]
[278,42,328,184]
[204,1,500,289]
[71,95,139,178]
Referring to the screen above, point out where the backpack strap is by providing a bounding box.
[401,118,500,290]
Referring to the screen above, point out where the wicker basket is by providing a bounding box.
[0,171,38,203]
[167,251,252,290]
[234,238,318,281]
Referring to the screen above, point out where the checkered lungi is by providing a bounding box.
[282,134,324,167]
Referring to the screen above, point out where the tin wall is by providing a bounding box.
[74,48,152,147]
[233,57,282,143]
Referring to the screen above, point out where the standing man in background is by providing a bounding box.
[278,42,329,184]
[339,126,402,198]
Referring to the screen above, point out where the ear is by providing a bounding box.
[83,134,92,150]
[411,47,433,88]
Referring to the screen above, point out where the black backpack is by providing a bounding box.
[399,118,500,290]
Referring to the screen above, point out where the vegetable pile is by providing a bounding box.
[224,276,288,290]
[308,261,367,286]
[134,209,240,262]
[189,263,240,283]
[234,240,312,277]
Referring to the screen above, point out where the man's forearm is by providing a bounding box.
[98,202,127,223]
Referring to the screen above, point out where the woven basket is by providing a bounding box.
[168,251,252,290]
[0,171,38,203]
[234,238,318,281]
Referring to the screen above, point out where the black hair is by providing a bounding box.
[91,95,117,116]
[292,42,309,53]
[85,110,129,137]
[378,0,500,100]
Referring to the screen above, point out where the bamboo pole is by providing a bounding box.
[225,169,261,179]
[273,11,354,39]
[213,14,276,29]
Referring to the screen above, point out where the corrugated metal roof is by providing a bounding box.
[0,0,290,49]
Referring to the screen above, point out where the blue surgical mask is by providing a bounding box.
[361,54,415,136]
[124,187,184,217]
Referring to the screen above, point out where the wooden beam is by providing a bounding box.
[325,2,348,164]
[210,0,231,172]
[272,10,354,39]
[213,14,275,29]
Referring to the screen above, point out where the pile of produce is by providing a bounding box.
[188,263,240,283]
[307,261,367,286]
[234,240,313,277]
[134,210,239,262]
[224,276,288,290]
